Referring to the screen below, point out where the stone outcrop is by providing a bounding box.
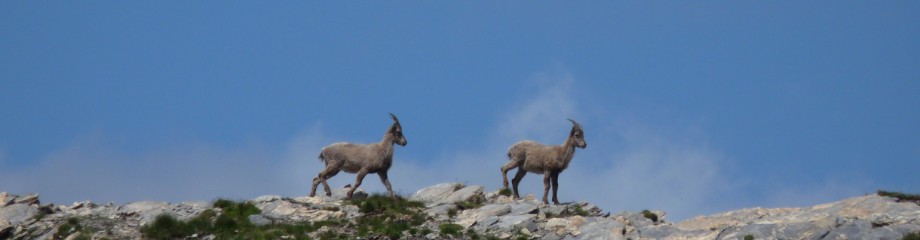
[2,183,919,239]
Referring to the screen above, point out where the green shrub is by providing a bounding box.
[641,210,658,223]
[498,188,513,197]
[439,223,464,237]
[572,206,589,216]
[447,207,458,218]
[744,234,754,240]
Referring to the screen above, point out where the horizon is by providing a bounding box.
[2,2,919,221]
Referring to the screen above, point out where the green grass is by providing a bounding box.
[447,207,458,218]
[572,206,589,216]
[641,210,659,223]
[349,194,428,239]
[744,234,754,240]
[141,198,347,240]
[498,188,513,197]
[439,223,464,237]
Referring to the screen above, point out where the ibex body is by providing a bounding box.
[500,119,586,205]
[310,113,407,200]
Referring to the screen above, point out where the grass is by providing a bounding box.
[348,194,428,239]
[141,198,347,240]
[498,188,513,197]
[572,206,589,216]
[744,234,754,240]
[447,207,458,218]
[905,232,920,240]
[439,223,464,237]
[641,210,659,223]
[54,217,91,240]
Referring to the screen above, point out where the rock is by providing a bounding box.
[117,201,171,225]
[248,214,271,226]
[410,183,461,206]
[16,193,39,206]
[572,218,624,240]
[0,192,15,207]
[510,202,540,215]
[0,204,38,226]
[252,195,282,203]
[440,185,484,205]
[455,204,512,228]
[545,218,573,235]
[329,187,368,200]
[493,214,536,232]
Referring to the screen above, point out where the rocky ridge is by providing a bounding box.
[2,183,919,239]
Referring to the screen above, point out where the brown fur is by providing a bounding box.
[309,113,407,200]
[500,119,586,205]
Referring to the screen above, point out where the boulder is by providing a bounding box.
[0,204,38,227]
[410,183,460,206]
[455,204,511,228]
[439,185,484,205]
[13,193,39,205]
[117,201,171,225]
[0,192,15,207]
[493,214,537,232]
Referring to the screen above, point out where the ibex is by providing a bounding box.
[309,113,407,200]
[501,119,586,205]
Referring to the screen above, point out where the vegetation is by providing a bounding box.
[904,232,920,240]
[53,217,91,240]
[572,205,589,216]
[498,188,513,197]
[349,194,428,239]
[878,190,920,204]
[439,223,464,237]
[641,210,659,223]
[744,234,755,240]
[140,198,347,240]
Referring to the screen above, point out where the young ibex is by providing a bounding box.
[309,113,408,200]
[500,119,586,205]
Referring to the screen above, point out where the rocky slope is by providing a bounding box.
[2,183,919,239]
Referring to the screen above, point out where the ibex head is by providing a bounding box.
[567,118,586,149]
[389,113,407,146]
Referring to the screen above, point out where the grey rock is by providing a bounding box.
[0,192,16,207]
[440,185,484,205]
[511,202,540,215]
[252,195,282,203]
[456,204,512,228]
[571,218,624,240]
[13,193,39,205]
[248,214,271,226]
[117,201,171,225]
[493,214,536,232]
[410,183,460,206]
[0,204,38,226]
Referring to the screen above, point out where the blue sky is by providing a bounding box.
[2,2,918,221]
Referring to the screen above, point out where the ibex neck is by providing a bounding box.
[561,137,577,165]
